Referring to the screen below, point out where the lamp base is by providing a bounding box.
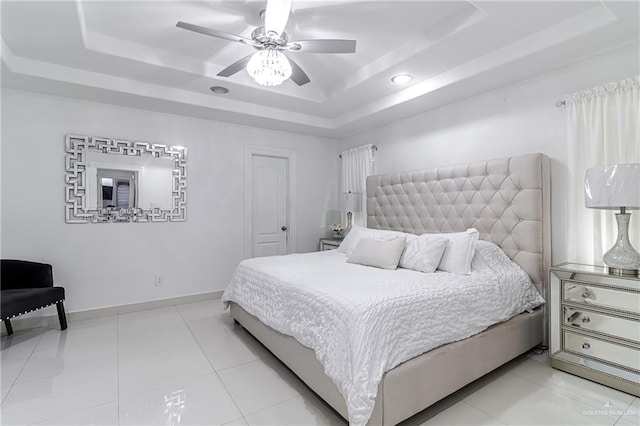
[603,212,640,277]
[345,212,354,235]
[607,267,639,277]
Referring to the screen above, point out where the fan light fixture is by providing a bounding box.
[391,74,412,84]
[246,49,292,87]
[176,0,357,87]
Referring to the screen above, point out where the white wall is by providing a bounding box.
[1,89,338,313]
[338,44,640,265]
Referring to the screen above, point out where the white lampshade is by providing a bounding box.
[338,192,361,213]
[585,164,640,210]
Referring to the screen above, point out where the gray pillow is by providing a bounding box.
[347,236,407,270]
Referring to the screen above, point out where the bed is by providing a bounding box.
[225,152,551,425]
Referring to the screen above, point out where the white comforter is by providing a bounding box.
[222,246,544,426]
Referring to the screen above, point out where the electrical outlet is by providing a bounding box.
[154,275,164,286]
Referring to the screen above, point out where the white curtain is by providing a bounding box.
[567,76,640,264]
[340,144,375,227]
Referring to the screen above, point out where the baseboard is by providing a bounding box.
[1,291,223,335]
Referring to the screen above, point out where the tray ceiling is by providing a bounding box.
[2,1,638,138]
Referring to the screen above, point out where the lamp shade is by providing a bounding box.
[585,163,640,210]
[338,192,362,213]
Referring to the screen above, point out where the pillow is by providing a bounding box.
[471,239,500,272]
[347,236,407,270]
[469,239,545,310]
[335,225,365,254]
[337,226,407,256]
[399,234,447,273]
[437,228,479,274]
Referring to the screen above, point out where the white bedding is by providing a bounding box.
[222,243,544,426]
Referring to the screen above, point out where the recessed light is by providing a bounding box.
[391,74,412,84]
[210,86,229,94]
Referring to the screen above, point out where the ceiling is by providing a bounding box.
[2,1,639,138]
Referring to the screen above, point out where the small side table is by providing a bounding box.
[549,262,639,396]
[320,238,343,251]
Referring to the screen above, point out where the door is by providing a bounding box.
[251,155,289,257]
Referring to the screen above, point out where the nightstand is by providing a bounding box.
[320,238,343,251]
[549,263,639,396]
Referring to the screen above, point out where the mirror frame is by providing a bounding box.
[65,134,187,223]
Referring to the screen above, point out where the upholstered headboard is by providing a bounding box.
[366,153,551,297]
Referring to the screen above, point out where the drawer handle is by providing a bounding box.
[566,311,581,323]
[581,288,597,301]
[581,316,591,324]
[582,342,591,350]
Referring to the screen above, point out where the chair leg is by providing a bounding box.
[56,302,68,331]
[4,319,13,335]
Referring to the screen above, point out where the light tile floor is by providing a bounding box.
[1,299,637,425]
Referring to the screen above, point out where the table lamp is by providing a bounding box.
[338,191,362,235]
[585,163,640,276]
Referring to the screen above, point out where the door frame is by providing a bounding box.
[244,145,297,259]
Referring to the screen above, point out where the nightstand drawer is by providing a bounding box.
[563,281,640,314]
[563,306,640,342]
[563,331,640,372]
[320,238,342,251]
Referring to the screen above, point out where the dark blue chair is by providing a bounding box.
[1,260,67,335]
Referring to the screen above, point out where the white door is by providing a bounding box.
[251,155,289,257]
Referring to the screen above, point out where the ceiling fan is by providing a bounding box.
[176,0,357,87]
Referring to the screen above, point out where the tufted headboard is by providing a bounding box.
[367,153,551,298]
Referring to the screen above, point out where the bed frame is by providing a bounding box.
[230,152,551,425]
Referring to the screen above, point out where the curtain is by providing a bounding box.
[567,76,640,264]
[340,144,375,227]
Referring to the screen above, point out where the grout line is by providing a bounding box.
[116,309,121,426]
[2,327,120,425]
[213,355,271,374]
[112,312,207,402]
[222,416,248,426]
[242,393,308,419]
[459,401,507,425]
[11,358,117,386]
[29,400,120,425]
[614,399,637,425]
[507,359,634,418]
[177,307,245,419]
[196,322,314,419]
[3,327,47,393]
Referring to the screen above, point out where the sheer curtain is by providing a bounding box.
[340,144,375,227]
[567,76,640,264]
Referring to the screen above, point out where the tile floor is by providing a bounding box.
[0,299,637,425]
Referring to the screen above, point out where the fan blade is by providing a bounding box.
[217,54,253,77]
[284,54,310,86]
[265,0,291,37]
[290,39,356,54]
[176,21,257,46]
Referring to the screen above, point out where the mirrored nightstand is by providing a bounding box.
[320,238,343,251]
[549,262,640,396]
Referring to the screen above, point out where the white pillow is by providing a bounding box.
[335,225,365,254]
[469,239,545,310]
[337,226,407,256]
[437,228,479,274]
[471,239,499,272]
[347,236,407,270]
[399,234,447,273]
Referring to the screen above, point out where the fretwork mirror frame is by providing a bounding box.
[65,134,187,223]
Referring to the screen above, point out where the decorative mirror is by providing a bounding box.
[65,135,187,223]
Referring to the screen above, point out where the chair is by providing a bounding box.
[1,260,67,335]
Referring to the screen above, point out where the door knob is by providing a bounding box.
[281,226,288,231]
